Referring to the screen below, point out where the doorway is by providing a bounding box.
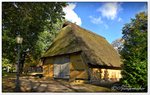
[53,55,70,79]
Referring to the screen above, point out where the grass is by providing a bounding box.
[2,71,15,77]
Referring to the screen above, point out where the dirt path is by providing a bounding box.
[3,76,112,92]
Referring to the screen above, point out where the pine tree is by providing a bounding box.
[120,12,147,91]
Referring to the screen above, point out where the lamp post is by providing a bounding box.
[15,35,23,92]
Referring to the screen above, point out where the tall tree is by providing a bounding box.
[2,2,67,64]
[111,38,124,52]
[120,12,147,91]
[35,19,65,58]
[22,19,65,71]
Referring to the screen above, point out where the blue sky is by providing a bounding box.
[63,2,147,43]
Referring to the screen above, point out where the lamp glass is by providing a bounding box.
[16,35,23,44]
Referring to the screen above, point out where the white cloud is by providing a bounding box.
[89,16,103,24]
[63,3,82,26]
[89,16,109,29]
[97,3,122,20]
[104,24,109,29]
[118,17,122,22]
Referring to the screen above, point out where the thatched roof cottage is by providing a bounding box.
[41,22,122,83]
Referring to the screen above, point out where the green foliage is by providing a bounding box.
[2,2,67,63]
[2,58,16,73]
[2,58,11,67]
[35,19,65,58]
[120,12,147,91]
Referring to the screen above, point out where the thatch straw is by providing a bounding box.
[42,21,122,68]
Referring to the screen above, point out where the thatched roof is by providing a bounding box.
[42,21,122,68]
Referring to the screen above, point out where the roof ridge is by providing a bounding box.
[68,22,106,40]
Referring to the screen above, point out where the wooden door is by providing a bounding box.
[54,55,70,79]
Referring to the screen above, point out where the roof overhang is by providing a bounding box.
[88,63,122,70]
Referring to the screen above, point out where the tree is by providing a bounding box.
[22,19,65,72]
[120,12,147,91]
[35,19,65,57]
[2,2,67,65]
[111,38,124,52]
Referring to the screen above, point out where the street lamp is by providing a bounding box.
[16,35,23,44]
[15,35,23,92]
